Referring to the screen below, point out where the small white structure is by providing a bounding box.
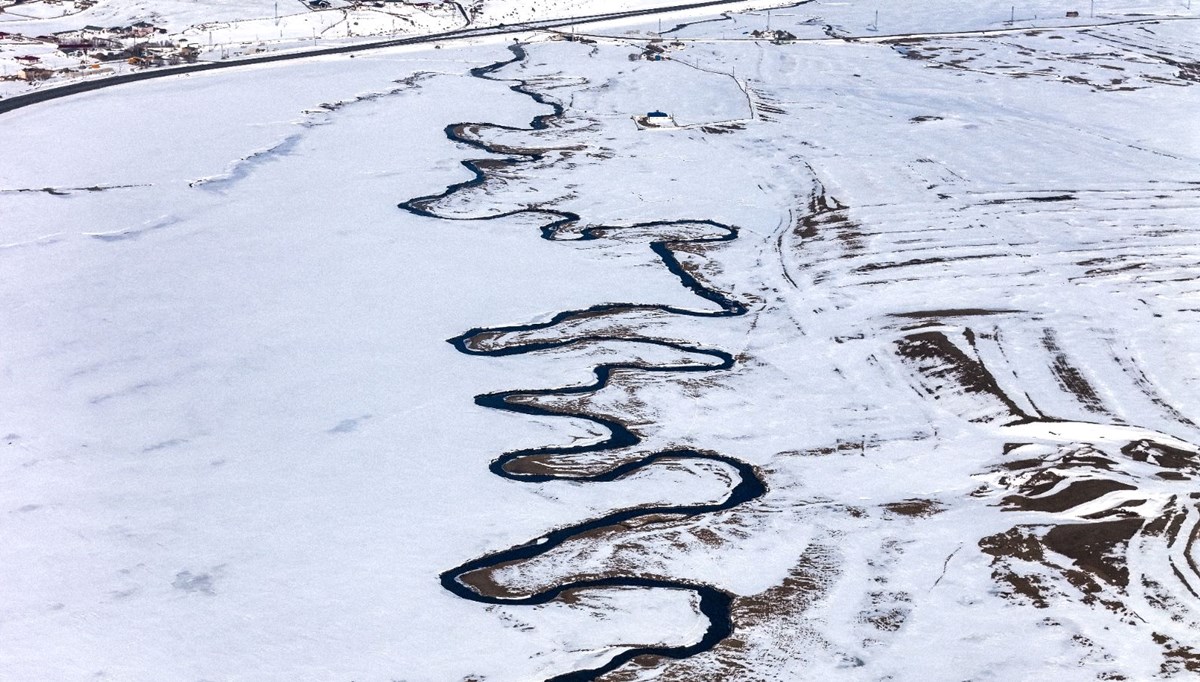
[633,110,676,129]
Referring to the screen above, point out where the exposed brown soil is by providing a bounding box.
[458,559,526,600]
[983,194,1076,204]
[882,498,946,518]
[734,558,829,623]
[981,527,1047,564]
[501,451,648,477]
[600,547,840,682]
[894,329,1027,420]
[1122,440,1198,470]
[1002,478,1136,514]
[1043,518,1143,588]
[980,527,1051,606]
[1141,497,1184,542]
[792,186,849,241]
[1153,632,1200,674]
[890,308,1021,318]
[855,252,1003,274]
[452,122,586,157]
[1040,329,1109,414]
[999,457,1047,470]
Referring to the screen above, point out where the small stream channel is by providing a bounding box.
[399,44,765,681]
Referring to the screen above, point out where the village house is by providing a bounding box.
[751,29,797,43]
[108,21,163,39]
[53,27,122,54]
[633,110,676,129]
[142,42,177,58]
[17,66,53,80]
[129,21,160,37]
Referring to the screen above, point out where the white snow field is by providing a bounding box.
[3,1,1200,681]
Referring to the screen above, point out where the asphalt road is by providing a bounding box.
[0,0,752,116]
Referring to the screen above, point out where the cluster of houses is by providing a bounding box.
[50,23,169,55]
[8,59,113,81]
[306,0,447,8]
[749,28,796,43]
[1,0,463,86]
[3,21,163,51]
[11,51,52,80]
[0,0,95,10]
[630,38,685,62]
[6,22,204,81]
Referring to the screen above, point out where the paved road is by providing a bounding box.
[0,0,752,116]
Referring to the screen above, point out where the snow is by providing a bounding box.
[0,46,724,680]
[3,0,1200,680]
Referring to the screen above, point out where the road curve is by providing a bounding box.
[0,0,754,116]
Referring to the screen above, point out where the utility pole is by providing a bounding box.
[274,0,278,26]
[1091,0,1095,17]
[1011,6,1015,23]
[766,9,771,32]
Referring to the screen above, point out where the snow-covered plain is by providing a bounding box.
[3,1,1200,680]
